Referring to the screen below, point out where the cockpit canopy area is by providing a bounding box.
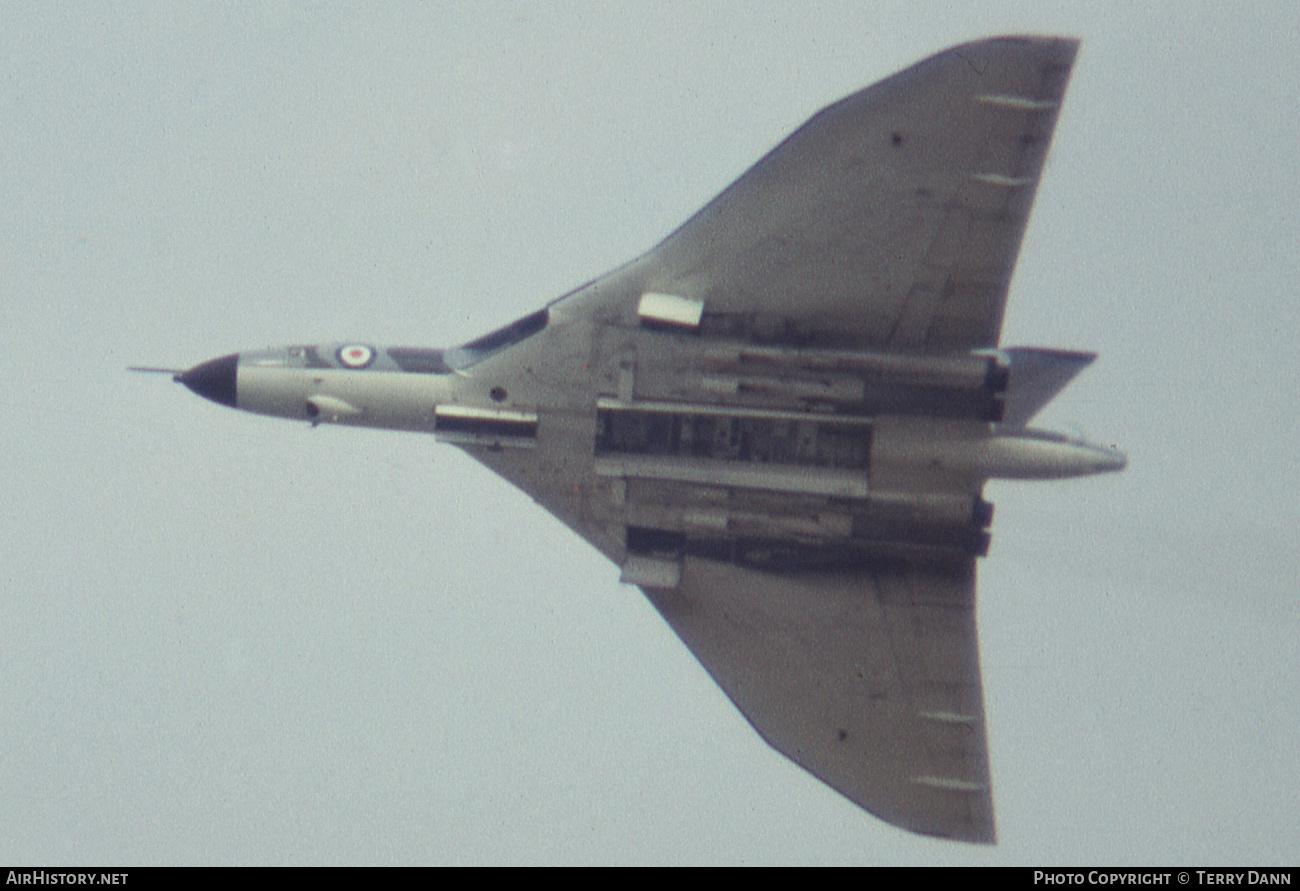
[240,343,454,374]
[239,308,550,376]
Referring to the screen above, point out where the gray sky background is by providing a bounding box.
[2,1,1297,865]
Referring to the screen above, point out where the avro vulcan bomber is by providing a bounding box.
[146,37,1124,843]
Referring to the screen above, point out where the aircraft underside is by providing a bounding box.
[150,36,1126,844]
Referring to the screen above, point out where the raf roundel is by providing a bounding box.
[337,344,375,369]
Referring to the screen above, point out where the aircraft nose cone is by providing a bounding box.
[1096,446,1127,473]
[177,353,239,408]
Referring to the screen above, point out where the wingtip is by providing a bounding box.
[959,34,1081,64]
[982,33,1081,47]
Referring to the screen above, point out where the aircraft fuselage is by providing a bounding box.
[177,331,1124,572]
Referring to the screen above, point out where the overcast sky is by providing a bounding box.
[2,1,1297,865]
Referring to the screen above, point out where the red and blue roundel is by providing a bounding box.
[337,344,375,369]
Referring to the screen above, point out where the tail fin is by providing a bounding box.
[998,347,1096,428]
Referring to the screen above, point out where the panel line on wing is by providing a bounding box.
[976,93,1060,111]
[914,775,988,792]
[971,173,1036,188]
[919,710,979,725]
